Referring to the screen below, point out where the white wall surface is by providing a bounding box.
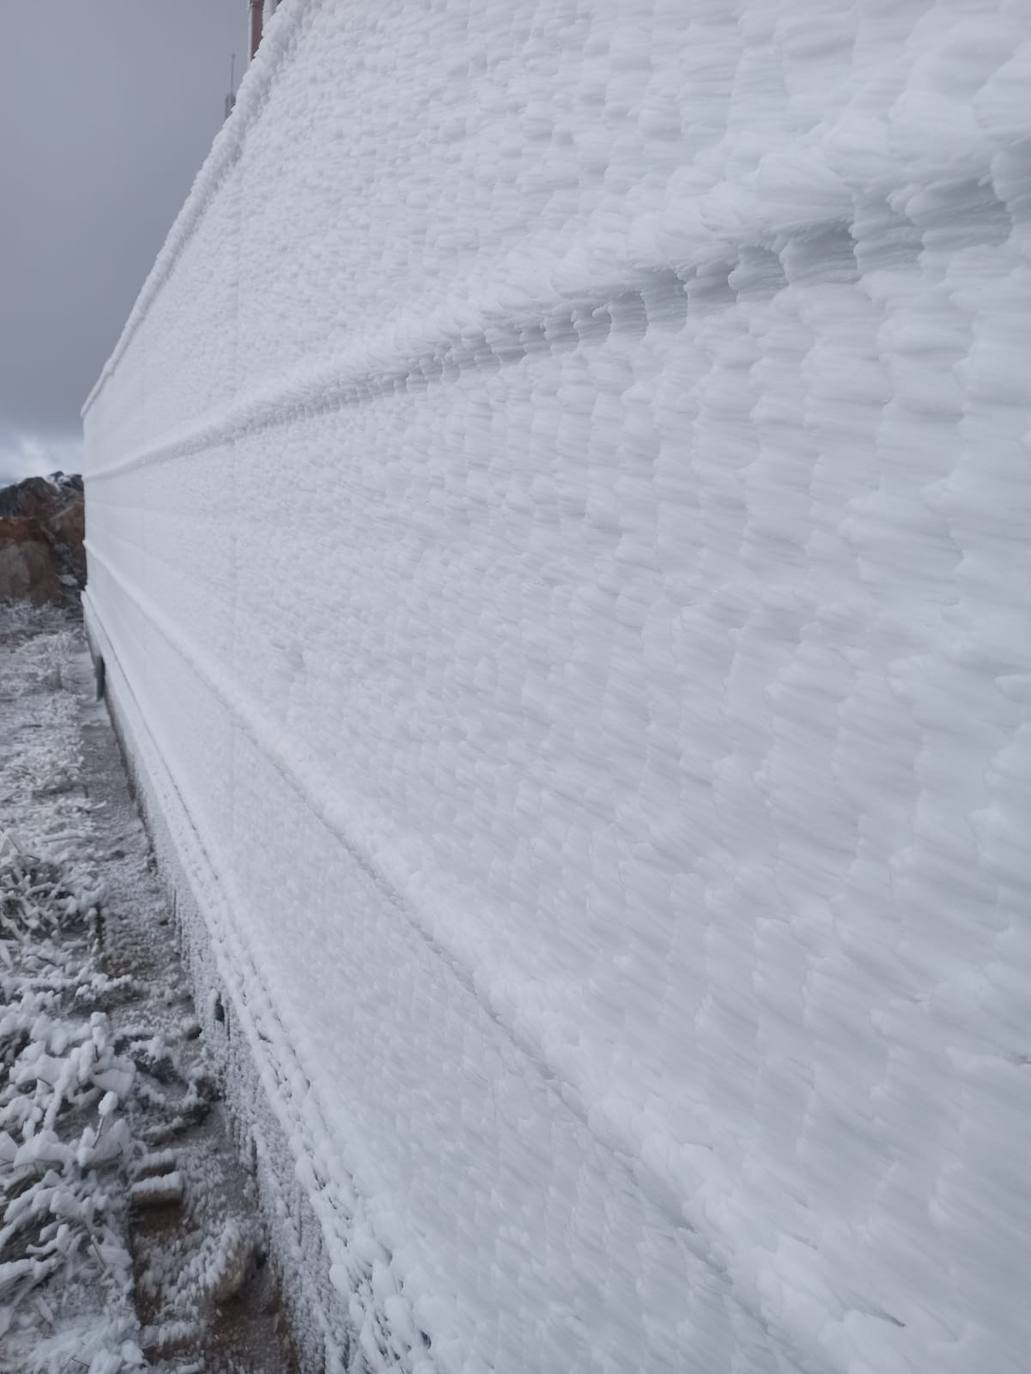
[83,2,1031,1371]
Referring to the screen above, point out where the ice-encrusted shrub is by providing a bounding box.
[0,847,142,1368]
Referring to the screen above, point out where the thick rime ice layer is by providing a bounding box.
[82,2,1031,1371]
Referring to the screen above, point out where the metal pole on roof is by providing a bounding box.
[224,52,237,120]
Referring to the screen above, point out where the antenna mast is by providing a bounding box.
[224,52,237,120]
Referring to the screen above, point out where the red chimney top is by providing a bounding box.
[249,0,263,61]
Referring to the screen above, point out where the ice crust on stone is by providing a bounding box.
[82,2,1031,1371]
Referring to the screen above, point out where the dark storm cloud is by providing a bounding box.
[0,0,246,470]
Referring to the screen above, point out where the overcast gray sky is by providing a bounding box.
[0,0,247,483]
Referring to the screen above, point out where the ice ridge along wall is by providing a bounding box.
[81,3,1031,1371]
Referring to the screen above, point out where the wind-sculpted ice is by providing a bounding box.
[82,2,1031,1371]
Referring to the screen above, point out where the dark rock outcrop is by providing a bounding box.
[0,473,85,604]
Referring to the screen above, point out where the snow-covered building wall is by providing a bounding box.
[82,3,1030,1371]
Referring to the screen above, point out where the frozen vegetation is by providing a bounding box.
[0,607,296,1373]
[0,608,142,1371]
[81,1,1030,1371]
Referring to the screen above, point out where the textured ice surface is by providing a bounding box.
[82,2,1031,1371]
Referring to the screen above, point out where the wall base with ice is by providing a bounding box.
[82,3,1031,1371]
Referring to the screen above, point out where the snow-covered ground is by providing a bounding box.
[0,605,142,1372]
[0,605,297,1373]
[82,2,1031,1371]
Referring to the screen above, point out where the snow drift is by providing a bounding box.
[81,2,1031,1370]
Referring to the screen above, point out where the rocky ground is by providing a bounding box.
[0,475,86,606]
[0,602,299,1374]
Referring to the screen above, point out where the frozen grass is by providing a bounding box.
[0,603,296,1374]
[0,604,143,1373]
